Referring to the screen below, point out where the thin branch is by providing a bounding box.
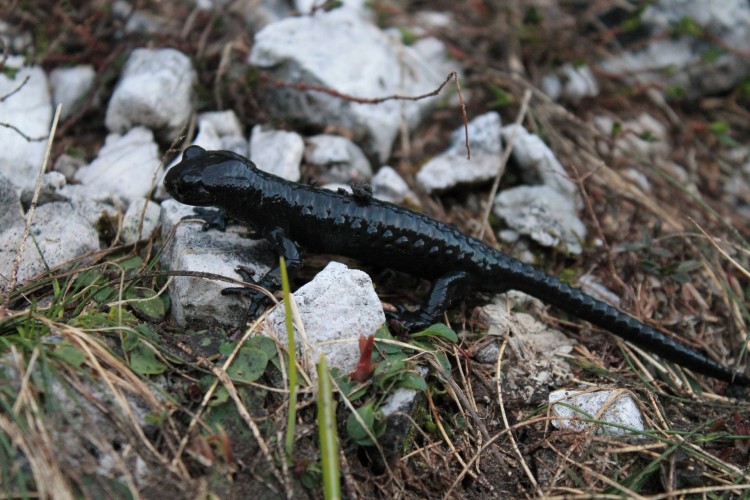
[262,71,471,158]
[0,74,30,103]
[0,121,48,142]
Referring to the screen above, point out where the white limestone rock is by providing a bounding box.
[0,56,52,190]
[49,65,95,120]
[494,185,586,254]
[19,172,68,208]
[541,63,599,102]
[577,275,621,308]
[371,166,414,204]
[249,8,454,161]
[304,134,372,183]
[475,292,575,397]
[228,0,292,30]
[0,203,99,289]
[501,124,580,208]
[198,110,244,139]
[105,48,196,138]
[0,175,23,232]
[52,153,85,181]
[416,112,502,192]
[598,0,750,98]
[294,0,369,17]
[550,388,645,436]
[594,114,670,159]
[160,199,277,328]
[72,127,161,205]
[0,21,32,54]
[249,125,304,181]
[121,199,161,244]
[643,0,750,45]
[69,199,120,230]
[221,136,250,156]
[191,120,224,152]
[265,261,385,374]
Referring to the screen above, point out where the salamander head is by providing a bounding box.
[164,146,258,206]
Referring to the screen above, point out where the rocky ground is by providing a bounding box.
[1,0,750,498]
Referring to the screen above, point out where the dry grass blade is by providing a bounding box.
[443,415,550,499]
[205,357,293,498]
[170,314,269,466]
[35,316,189,476]
[0,413,72,499]
[3,104,61,308]
[478,88,532,240]
[495,335,538,490]
[549,445,646,499]
[3,345,74,499]
[690,218,750,281]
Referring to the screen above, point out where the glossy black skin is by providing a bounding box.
[165,145,750,386]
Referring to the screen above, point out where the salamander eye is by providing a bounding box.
[183,145,207,160]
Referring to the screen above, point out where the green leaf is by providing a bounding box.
[129,344,167,375]
[246,336,278,360]
[676,260,702,274]
[411,323,458,343]
[300,467,320,490]
[375,325,402,355]
[219,341,236,356]
[374,357,406,388]
[398,372,427,391]
[209,387,230,406]
[347,386,369,402]
[226,347,269,383]
[489,85,514,108]
[332,367,369,401]
[72,269,103,290]
[674,16,703,38]
[125,287,166,321]
[118,256,143,272]
[93,287,116,304]
[2,66,19,79]
[53,341,86,368]
[121,330,140,352]
[346,401,385,446]
[709,121,729,135]
[433,351,452,374]
[136,323,158,340]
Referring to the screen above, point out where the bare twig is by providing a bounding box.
[0,74,30,103]
[0,121,48,142]
[262,71,471,158]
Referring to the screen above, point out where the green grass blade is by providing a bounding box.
[317,354,341,499]
[280,256,298,460]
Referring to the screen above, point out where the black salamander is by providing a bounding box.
[164,145,750,387]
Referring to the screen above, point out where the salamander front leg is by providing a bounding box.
[222,227,302,318]
[390,270,474,331]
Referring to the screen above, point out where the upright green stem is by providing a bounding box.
[280,256,298,460]
[317,354,341,499]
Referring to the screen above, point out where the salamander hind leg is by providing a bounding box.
[222,227,303,319]
[389,270,474,331]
